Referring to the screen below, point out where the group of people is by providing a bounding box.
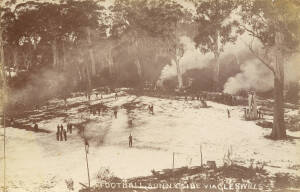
[56,123,73,141]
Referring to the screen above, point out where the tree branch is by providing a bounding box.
[246,41,275,75]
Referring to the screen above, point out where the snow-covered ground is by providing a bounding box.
[1,93,300,192]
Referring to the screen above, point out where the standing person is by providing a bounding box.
[60,124,63,141]
[56,130,59,141]
[129,133,133,147]
[56,125,60,141]
[227,109,231,118]
[149,104,154,115]
[69,123,72,134]
[33,123,38,131]
[114,109,118,119]
[115,92,118,100]
[66,123,69,133]
[63,128,67,141]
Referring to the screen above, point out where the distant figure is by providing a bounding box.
[115,92,118,100]
[149,104,154,114]
[114,109,118,119]
[60,125,64,141]
[57,125,60,141]
[95,93,98,99]
[67,123,72,134]
[69,124,72,134]
[33,123,38,131]
[257,110,261,119]
[63,128,67,141]
[10,117,14,126]
[227,109,231,118]
[56,130,59,141]
[85,139,89,153]
[129,134,133,147]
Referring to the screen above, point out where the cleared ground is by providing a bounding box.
[1,93,299,192]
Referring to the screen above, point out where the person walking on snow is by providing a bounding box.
[56,126,60,141]
[63,128,67,141]
[227,109,231,118]
[60,124,64,141]
[129,133,133,147]
[114,109,118,119]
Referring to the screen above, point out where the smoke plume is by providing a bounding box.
[159,36,214,81]
[223,59,273,94]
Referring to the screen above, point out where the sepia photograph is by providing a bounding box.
[0,0,300,191]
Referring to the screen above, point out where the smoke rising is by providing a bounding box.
[223,59,273,94]
[159,36,214,81]
[224,51,300,94]
[8,69,71,107]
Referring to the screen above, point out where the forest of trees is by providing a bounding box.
[0,0,299,140]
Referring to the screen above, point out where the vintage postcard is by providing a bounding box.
[0,0,300,191]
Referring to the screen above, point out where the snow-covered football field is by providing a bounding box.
[1,93,299,192]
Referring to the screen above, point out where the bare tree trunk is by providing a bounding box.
[12,48,18,69]
[271,76,286,139]
[135,58,142,78]
[271,32,286,139]
[214,53,220,91]
[0,29,5,82]
[62,41,67,71]
[107,46,114,75]
[213,32,220,91]
[175,58,183,89]
[86,27,96,76]
[52,39,58,69]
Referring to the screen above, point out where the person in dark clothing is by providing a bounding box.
[129,134,133,147]
[57,125,60,141]
[34,123,38,131]
[227,109,231,118]
[149,104,154,114]
[60,125,63,141]
[114,109,118,119]
[66,123,69,133]
[85,139,89,153]
[69,123,72,134]
[56,131,59,141]
[115,92,118,100]
[63,128,67,141]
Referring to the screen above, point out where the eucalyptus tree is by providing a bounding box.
[193,0,240,90]
[239,0,300,139]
